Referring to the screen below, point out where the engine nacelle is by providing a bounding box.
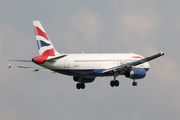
[73,76,95,83]
[125,68,146,79]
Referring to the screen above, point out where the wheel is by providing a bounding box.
[135,82,138,86]
[115,80,119,87]
[76,83,81,89]
[110,81,115,87]
[81,83,85,89]
[132,82,138,86]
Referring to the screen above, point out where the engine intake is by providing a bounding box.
[125,68,146,79]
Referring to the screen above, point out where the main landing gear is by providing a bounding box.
[110,80,119,87]
[109,72,138,87]
[76,83,85,89]
[110,73,119,87]
[110,80,138,87]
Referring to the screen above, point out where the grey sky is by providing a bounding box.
[0,0,180,120]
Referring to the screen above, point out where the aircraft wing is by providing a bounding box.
[102,51,164,73]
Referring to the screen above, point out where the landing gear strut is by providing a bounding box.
[76,83,85,89]
[110,72,119,87]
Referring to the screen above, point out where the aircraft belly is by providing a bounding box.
[52,69,126,77]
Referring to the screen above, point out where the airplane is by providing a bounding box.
[9,21,164,89]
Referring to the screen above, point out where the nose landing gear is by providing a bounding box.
[132,80,138,86]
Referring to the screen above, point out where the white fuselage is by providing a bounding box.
[39,53,150,77]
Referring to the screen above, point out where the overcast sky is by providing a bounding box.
[0,0,180,120]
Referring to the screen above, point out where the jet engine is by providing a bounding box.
[125,68,146,79]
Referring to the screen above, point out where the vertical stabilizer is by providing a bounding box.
[33,21,59,56]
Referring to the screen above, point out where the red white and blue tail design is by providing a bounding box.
[33,21,59,56]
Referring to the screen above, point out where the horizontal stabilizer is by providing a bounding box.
[8,63,49,72]
[8,63,40,69]
[8,59,32,62]
[46,55,67,62]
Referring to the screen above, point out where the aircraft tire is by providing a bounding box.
[132,81,138,86]
[115,80,119,87]
[76,83,81,89]
[81,83,85,89]
[110,81,115,87]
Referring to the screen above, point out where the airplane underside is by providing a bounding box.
[52,69,125,76]
[51,68,149,89]
[52,68,149,76]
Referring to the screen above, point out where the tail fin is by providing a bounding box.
[33,21,59,56]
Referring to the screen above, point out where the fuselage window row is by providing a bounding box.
[74,59,134,63]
